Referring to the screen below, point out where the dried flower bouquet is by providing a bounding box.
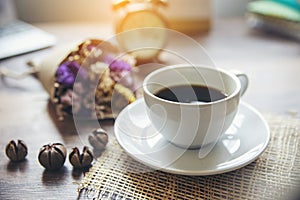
[37,39,137,120]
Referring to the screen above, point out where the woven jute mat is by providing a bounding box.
[78,114,300,200]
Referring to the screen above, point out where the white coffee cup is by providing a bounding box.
[143,64,248,151]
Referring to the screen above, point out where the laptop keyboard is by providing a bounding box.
[0,21,33,37]
[0,20,56,59]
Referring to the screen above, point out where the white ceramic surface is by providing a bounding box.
[114,98,270,176]
[143,65,248,149]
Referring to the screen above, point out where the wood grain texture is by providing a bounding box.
[0,18,299,199]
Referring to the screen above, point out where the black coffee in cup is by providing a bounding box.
[155,84,227,103]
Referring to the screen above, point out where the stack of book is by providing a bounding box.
[246,0,300,40]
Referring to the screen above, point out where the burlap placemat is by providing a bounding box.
[78,114,300,200]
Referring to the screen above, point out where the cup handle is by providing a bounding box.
[231,70,249,96]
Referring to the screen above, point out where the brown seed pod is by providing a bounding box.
[69,146,93,169]
[5,140,28,162]
[88,128,108,151]
[38,143,66,170]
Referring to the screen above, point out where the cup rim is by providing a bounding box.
[143,64,241,106]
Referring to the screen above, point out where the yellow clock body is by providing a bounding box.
[113,0,168,62]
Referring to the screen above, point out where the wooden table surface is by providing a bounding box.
[0,18,299,199]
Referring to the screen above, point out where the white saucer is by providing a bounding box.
[114,98,270,176]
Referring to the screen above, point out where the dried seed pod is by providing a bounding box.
[88,128,108,151]
[5,140,28,162]
[69,146,93,169]
[38,143,66,170]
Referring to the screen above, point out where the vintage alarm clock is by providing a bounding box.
[112,0,168,62]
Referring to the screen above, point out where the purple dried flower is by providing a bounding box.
[105,55,132,72]
[56,61,87,86]
[104,55,133,85]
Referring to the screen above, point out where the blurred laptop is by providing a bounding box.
[0,0,56,59]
